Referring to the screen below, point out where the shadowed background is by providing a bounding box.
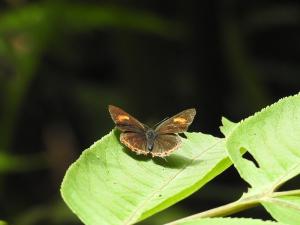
[0,0,299,224]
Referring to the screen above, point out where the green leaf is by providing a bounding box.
[166,93,300,225]
[219,117,237,136]
[61,130,231,225]
[263,194,300,225]
[173,217,287,225]
[226,92,300,223]
[0,220,7,225]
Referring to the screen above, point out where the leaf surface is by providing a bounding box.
[226,93,300,223]
[61,130,231,225]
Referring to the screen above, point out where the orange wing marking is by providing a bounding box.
[173,117,187,124]
[117,115,130,122]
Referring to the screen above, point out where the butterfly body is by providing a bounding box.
[145,129,157,151]
[109,105,196,157]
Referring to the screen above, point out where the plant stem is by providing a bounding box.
[272,189,300,197]
[166,189,300,224]
[166,198,258,225]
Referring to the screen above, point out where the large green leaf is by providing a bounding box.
[61,130,231,225]
[166,93,300,225]
[226,92,300,223]
[175,217,287,225]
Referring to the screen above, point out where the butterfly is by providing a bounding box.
[108,105,196,157]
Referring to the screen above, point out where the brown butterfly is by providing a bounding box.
[108,105,196,157]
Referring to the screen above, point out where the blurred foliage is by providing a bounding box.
[0,0,299,224]
[14,201,78,225]
[0,152,45,173]
[0,1,185,150]
[61,130,231,224]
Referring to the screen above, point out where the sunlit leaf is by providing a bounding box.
[219,117,237,136]
[61,130,231,225]
[166,93,300,225]
[226,92,300,224]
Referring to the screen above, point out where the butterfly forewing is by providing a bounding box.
[151,134,181,157]
[155,108,196,134]
[109,105,145,132]
[120,132,148,155]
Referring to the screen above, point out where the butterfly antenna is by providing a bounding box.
[143,123,150,129]
[154,117,169,128]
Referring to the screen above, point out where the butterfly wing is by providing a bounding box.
[151,134,181,157]
[155,108,196,134]
[120,132,149,155]
[109,105,145,132]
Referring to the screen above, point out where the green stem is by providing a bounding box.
[166,198,259,225]
[166,189,300,225]
[272,189,300,197]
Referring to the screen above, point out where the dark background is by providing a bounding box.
[0,0,299,224]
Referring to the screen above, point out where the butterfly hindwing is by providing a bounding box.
[109,105,145,132]
[151,134,181,157]
[155,108,196,134]
[120,132,148,155]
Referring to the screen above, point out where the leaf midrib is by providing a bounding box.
[123,139,223,225]
[264,197,300,211]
